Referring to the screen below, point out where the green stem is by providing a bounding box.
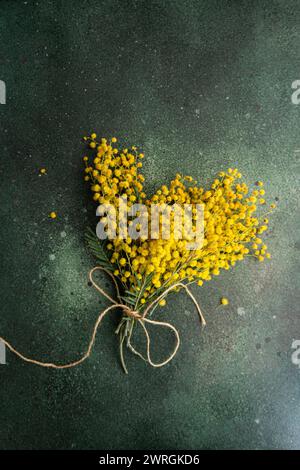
[116,316,136,374]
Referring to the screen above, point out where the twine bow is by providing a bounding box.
[0,267,206,372]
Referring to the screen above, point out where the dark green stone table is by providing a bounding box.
[0,0,299,450]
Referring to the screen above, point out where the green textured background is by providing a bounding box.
[0,0,299,450]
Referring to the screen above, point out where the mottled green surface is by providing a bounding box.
[0,0,299,450]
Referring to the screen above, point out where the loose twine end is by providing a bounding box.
[0,266,206,371]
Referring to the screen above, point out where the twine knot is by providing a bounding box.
[122,306,142,319]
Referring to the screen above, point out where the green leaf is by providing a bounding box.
[85,227,114,271]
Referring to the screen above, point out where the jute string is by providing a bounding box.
[0,267,206,370]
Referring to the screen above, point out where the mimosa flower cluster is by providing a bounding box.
[83,134,274,311]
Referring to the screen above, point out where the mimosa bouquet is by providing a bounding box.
[83,134,274,373]
[0,133,274,372]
